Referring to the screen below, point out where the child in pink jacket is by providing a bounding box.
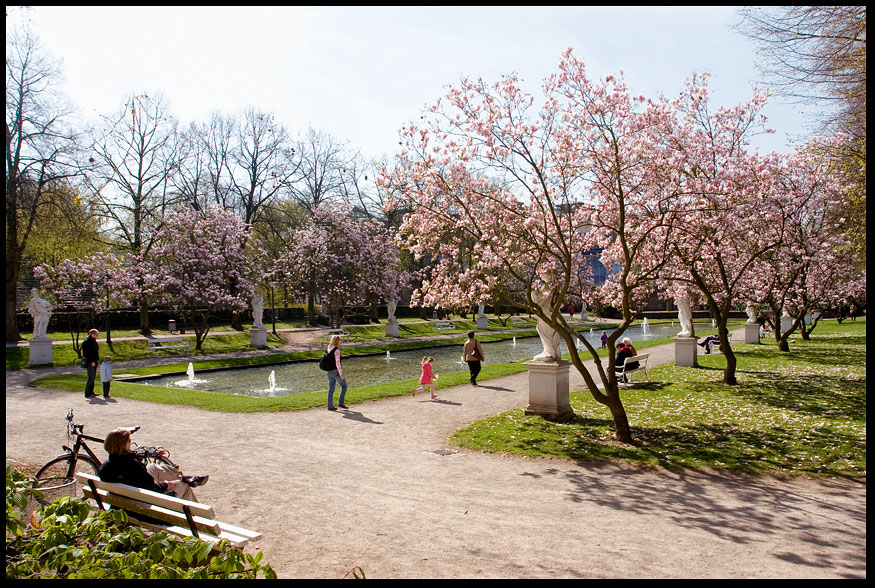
[413,356,438,400]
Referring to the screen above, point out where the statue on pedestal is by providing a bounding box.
[252,293,264,328]
[676,296,693,338]
[745,303,758,324]
[531,279,562,362]
[28,288,53,339]
[387,300,398,321]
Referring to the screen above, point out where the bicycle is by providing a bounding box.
[33,409,178,506]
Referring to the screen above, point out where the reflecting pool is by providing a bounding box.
[139,324,687,397]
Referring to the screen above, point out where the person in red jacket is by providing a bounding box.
[413,356,438,400]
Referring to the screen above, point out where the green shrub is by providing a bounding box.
[6,466,275,579]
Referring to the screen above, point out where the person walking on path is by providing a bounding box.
[463,331,485,386]
[99,356,114,399]
[324,335,348,411]
[82,328,100,398]
[412,356,438,399]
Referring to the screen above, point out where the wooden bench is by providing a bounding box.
[435,321,454,330]
[321,327,349,338]
[617,353,650,387]
[75,472,261,549]
[148,336,190,354]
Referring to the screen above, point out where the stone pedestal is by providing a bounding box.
[28,337,54,366]
[476,315,489,330]
[781,315,794,335]
[523,359,574,420]
[250,326,267,348]
[745,323,761,344]
[673,336,698,367]
[385,317,399,338]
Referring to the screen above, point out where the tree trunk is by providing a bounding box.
[605,395,633,442]
[138,297,151,335]
[6,246,22,342]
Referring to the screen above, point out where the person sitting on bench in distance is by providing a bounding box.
[98,428,209,502]
[615,341,639,383]
[698,334,720,354]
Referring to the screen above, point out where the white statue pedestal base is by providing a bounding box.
[385,317,399,338]
[523,359,574,420]
[745,323,761,344]
[780,316,794,335]
[29,337,54,366]
[250,326,267,348]
[673,336,698,367]
[476,315,489,330]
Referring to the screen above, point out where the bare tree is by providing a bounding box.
[6,29,78,341]
[82,93,185,333]
[736,6,866,266]
[288,126,357,214]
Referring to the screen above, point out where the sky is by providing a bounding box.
[8,6,824,162]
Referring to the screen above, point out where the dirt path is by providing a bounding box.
[4,335,866,579]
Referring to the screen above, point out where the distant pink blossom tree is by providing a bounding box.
[274,203,411,329]
[748,145,866,347]
[34,252,138,353]
[653,74,789,385]
[141,207,258,350]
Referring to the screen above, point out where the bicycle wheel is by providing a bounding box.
[34,454,100,506]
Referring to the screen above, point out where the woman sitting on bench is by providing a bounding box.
[98,428,209,502]
[615,340,639,383]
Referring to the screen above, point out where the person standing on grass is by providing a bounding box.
[463,331,485,386]
[413,356,438,399]
[324,335,348,411]
[83,328,100,398]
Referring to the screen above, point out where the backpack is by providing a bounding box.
[318,347,336,371]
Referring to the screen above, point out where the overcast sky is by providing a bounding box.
[8,6,823,161]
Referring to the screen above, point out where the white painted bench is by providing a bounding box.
[617,353,650,387]
[510,316,527,325]
[147,336,190,353]
[76,472,261,549]
[321,327,349,338]
[435,321,454,330]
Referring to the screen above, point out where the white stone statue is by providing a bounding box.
[531,282,562,362]
[745,303,758,324]
[387,300,398,321]
[477,303,486,318]
[676,296,693,338]
[28,288,53,339]
[252,293,264,328]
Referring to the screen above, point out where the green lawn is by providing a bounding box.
[451,319,866,478]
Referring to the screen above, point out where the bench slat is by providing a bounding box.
[76,473,215,518]
[132,519,250,548]
[82,486,222,537]
[76,472,261,548]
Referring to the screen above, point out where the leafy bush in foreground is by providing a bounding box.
[6,467,275,579]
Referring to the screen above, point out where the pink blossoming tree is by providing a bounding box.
[34,251,138,353]
[141,207,259,350]
[380,50,693,442]
[274,202,410,329]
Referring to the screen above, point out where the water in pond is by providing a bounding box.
[140,324,687,397]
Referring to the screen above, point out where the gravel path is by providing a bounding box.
[5,333,866,579]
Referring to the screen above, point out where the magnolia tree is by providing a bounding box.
[141,207,259,350]
[274,203,410,329]
[653,74,791,385]
[34,252,137,353]
[379,50,691,442]
[743,147,856,349]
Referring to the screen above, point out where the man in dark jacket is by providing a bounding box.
[82,328,100,397]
